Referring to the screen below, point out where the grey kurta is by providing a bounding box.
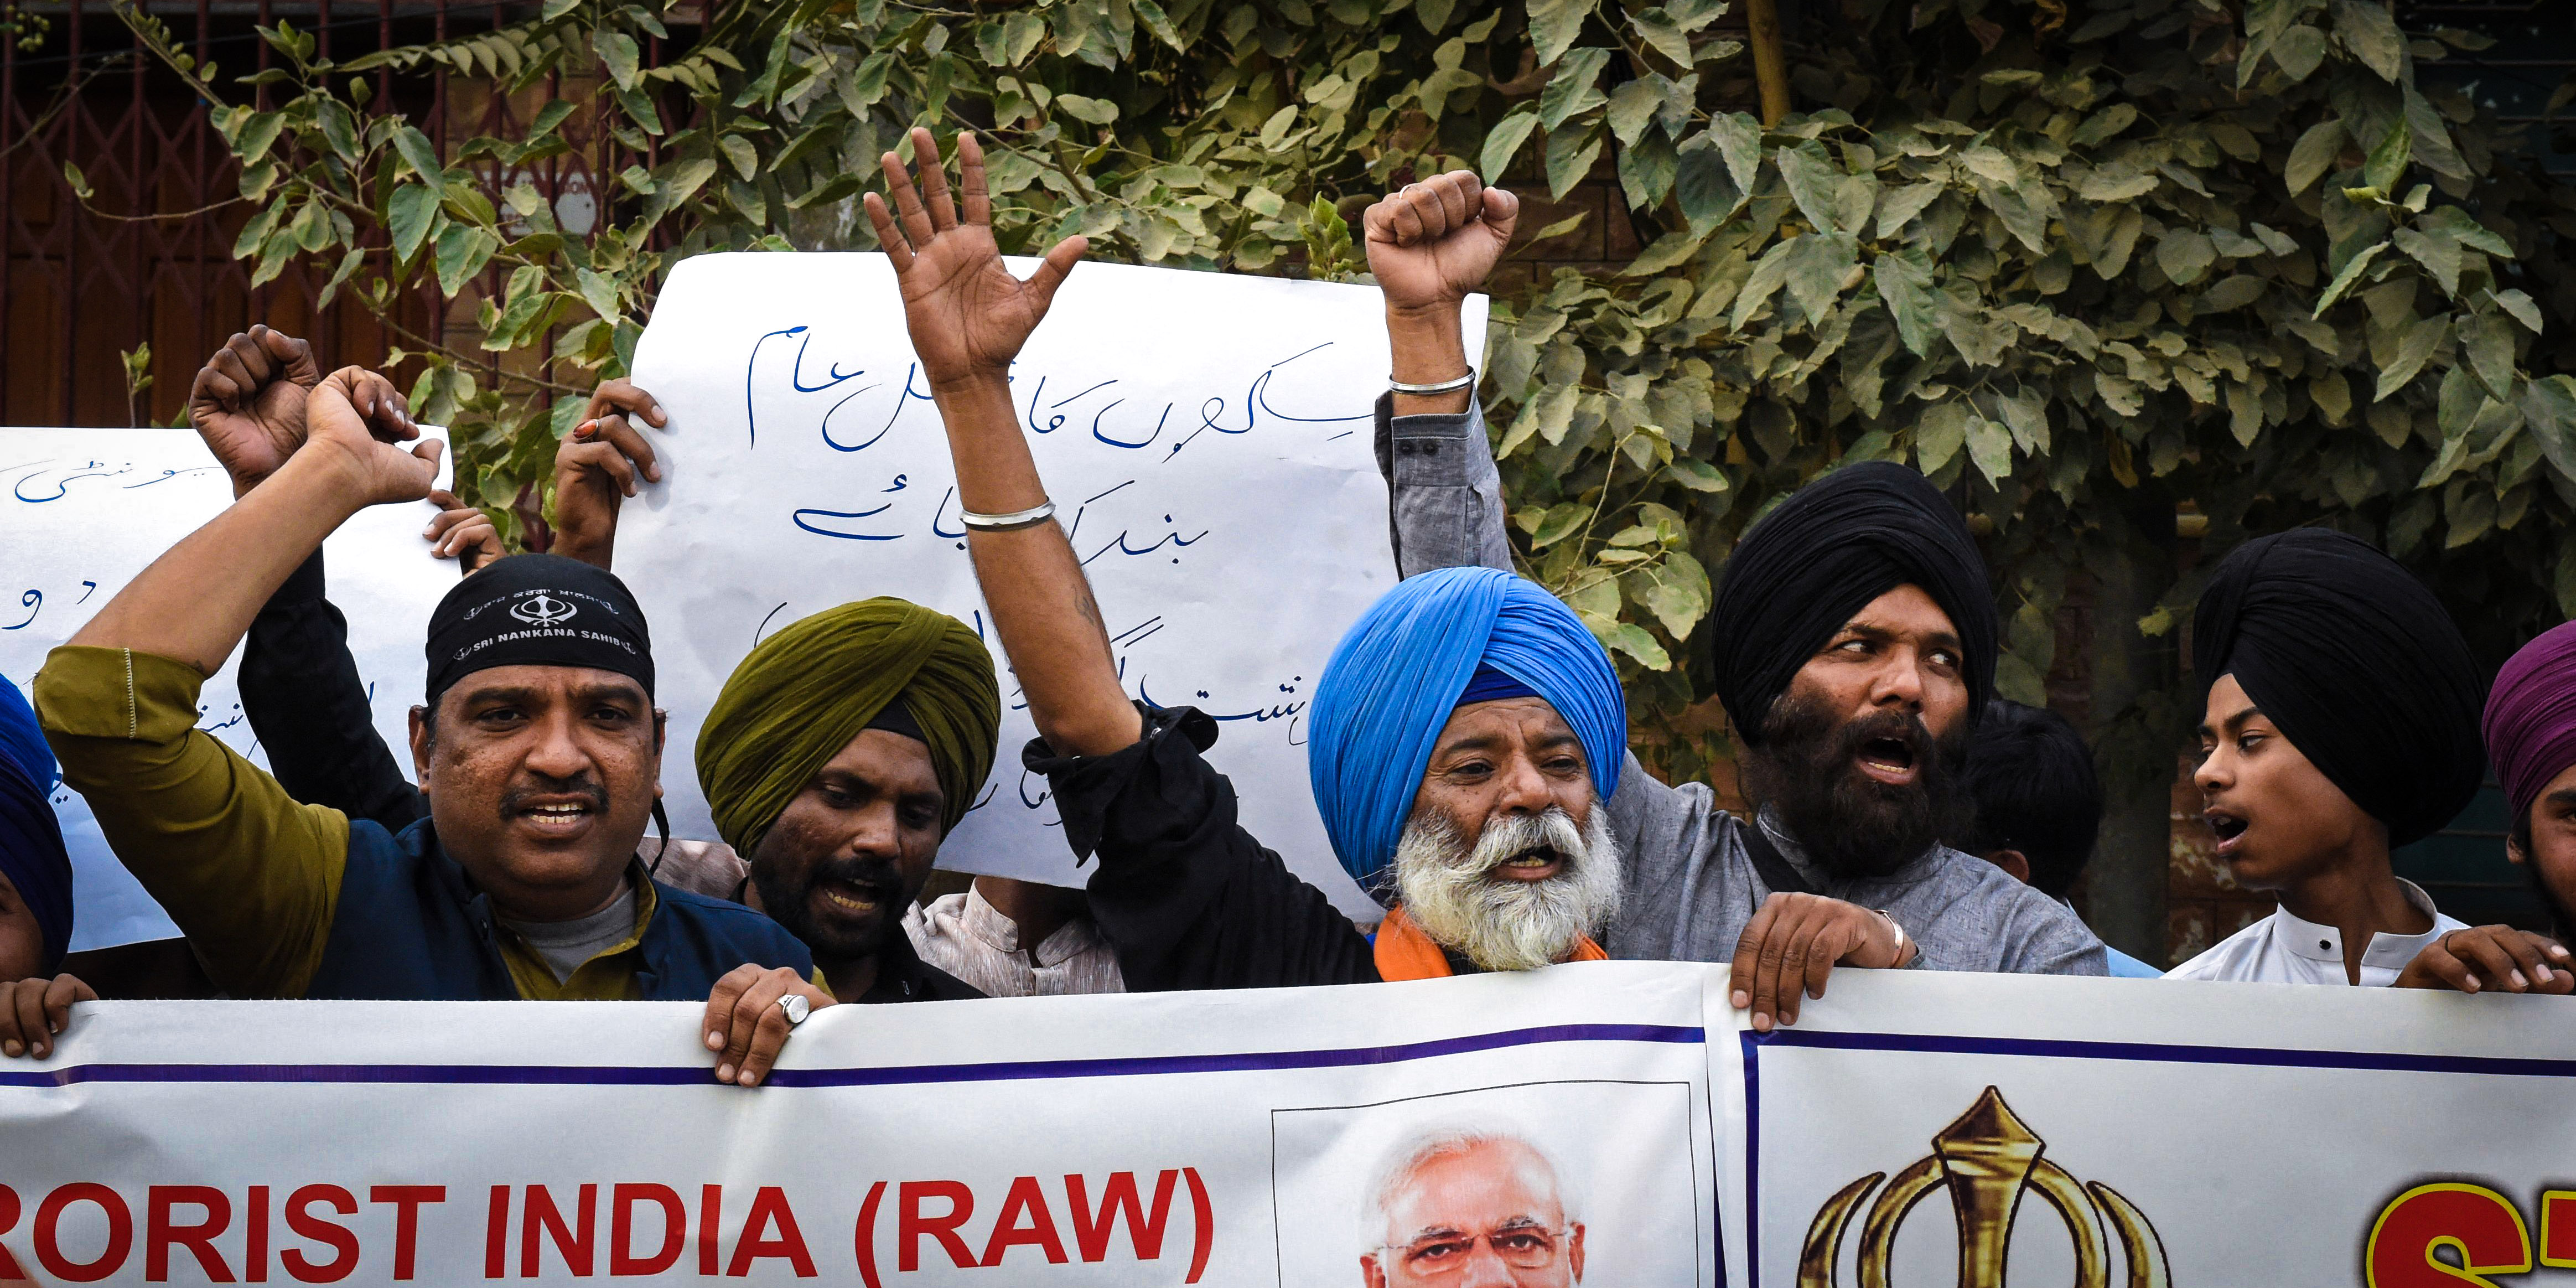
[1379,396,2107,976]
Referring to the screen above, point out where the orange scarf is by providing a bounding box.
[1372,905,1610,981]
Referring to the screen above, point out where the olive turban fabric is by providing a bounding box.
[696,598,1001,857]
[1707,461,1998,746]
[2191,529,2484,849]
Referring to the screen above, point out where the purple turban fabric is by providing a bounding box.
[2486,622,2576,825]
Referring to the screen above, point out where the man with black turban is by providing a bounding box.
[30,364,810,1018]
[1392,408,2107,1028]
[2169,529,2487,986]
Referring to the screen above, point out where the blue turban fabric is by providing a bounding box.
[1307,566,1626,896]
[0,674,72,973]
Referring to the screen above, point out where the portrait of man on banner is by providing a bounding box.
[1268,1079,1706,1288]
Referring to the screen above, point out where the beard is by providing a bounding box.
[1738,692,1973,882]
[2523,850,2576,945]
[1391,805,1624,973]
[749,851,909,961]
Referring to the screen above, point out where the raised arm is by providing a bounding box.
[42,370,438,999]
[77,370,436,674]
[1365,170,1517,419]
[547,380,665,570]
[196,333,438,832]
[862,128,1131,756]
[1365,171,1520,577]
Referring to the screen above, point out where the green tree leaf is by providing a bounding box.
[1672,133,1743,232]
[392,125,444,183]
[1874,248,1939,354]
[2155,228,2216,285]
[1776,144,1841,234]
[2466,311,2517,400]
[1630,9,1693,66]
[1528,0,1603,65]
[1546,127,1606,199]
[1057,93,1121,124]
[2493,288,2543,334]
[2391,225,2461,298]
[2362,117,2410,193]
[2330,0,2404,82]
[1539,48,1613,131]
[2373,315,2448,401]
[2272,25,2329,81]
[2283,120,2345,196]
[1966,409,2014,485]
[1711,112,1763,194]
[2314,241,2388,314]
[1482,107,1543,181]
[1917,400,1969,473]
[1595,620,1673,670]
[594,28,642,91]
[1606,77,1663,147]
[433,224,497,297]
[2198,275,2266,311]
[388,183,442,263]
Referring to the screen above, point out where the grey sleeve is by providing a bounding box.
[1376,392,1515,576]
[2009,904,2112,976]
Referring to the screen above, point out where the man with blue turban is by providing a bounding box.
[1351,185,2109,1026]
[838,133,1625,985]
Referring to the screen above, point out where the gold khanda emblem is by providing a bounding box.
[1799,1086,2171,1288]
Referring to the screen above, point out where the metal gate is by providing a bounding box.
[0,1,654,427]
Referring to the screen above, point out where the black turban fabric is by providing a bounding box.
[424,554,655,706]
[2191,529,2483,847]
[1709,462,1997,744]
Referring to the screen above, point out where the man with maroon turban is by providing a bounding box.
[2396,621,2576,994]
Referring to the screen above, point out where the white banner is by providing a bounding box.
[11,964,2576,1284]
[0,429,458,949]
[1726,970,2576,1288]
[622,253,1485,914]
[0,962,1717,1286]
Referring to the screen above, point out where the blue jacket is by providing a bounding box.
[303,817,813,1000]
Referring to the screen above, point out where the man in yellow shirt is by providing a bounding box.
[30,364,816,1008]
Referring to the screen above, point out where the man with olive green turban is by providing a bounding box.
[696,597,1000,1003]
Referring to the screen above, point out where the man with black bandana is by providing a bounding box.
[30,365,811,1003]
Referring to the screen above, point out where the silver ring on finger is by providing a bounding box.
[779,993,810,1027]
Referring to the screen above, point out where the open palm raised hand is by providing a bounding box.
[864,127,1088,390]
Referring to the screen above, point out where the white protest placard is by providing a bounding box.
[1719,969,2576,1288]
[0,429,458,949]
[0,962,1719,1285]
[623,252,1484,914]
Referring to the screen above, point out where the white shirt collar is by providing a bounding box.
[2273,878,2451,970]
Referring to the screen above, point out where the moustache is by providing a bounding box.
[799,854,906,902]
[497,777,608,817]
[1836,709,1934,779]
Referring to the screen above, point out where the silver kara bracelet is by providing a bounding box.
[1389,367,1476,396]
[959,499,1058,532]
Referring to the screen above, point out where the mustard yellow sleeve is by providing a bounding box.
[33,645,348,999]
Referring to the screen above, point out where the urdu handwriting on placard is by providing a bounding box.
[3,590,37,630]
[743,329,1372,466]
[790,502,901,542]
[123,466,218,489]
[12,459,134,502]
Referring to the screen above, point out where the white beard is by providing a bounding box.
[1390,805,1624,973]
